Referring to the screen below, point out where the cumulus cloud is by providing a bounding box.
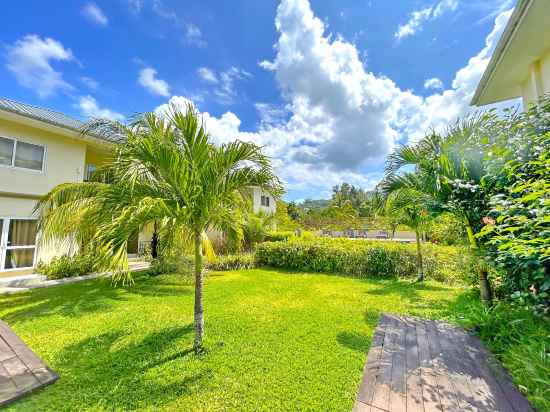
[82,2,108,26]
[77,95,124,121]
[197,67,218,84]
[424,77,444,90]
[395,0,459,40]
[5,34,74,98]
[154,0,512,197]
[138,67,171,97]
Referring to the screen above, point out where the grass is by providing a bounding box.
[0,269,474,411]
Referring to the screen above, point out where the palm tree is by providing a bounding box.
[381,114,493,301]
[35,103,282,352]
[385,188,431,281]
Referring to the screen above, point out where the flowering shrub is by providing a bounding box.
[255,238,468,283]
[478,98,550,311]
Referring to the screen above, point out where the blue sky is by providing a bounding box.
[1,0,516,200]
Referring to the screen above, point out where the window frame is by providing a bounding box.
[0,217,38,271]
[0,135,46,174]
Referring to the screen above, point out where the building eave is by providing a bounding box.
[471,0,533,106]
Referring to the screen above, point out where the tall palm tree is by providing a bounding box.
[35,103,282,352]
[381,114,494,301]
[385,188,431,281]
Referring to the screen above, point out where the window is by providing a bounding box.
[261,195,270,207]
[0,218,38,270]
[0,136,45,171]
[85,164,97,181]
[0,137,14,166]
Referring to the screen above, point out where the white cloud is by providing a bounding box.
[154,1,513,197]
[197,67,218,84]
[395,0,459,40]
[82,2,108,26]
[255,103,288,126]
[77,95,124,121]
[5,34,74,98]
[138,67,171,97]
[80,76,99,90]
[185,23,207,47]
[215,67,251,104]
[424,77,444,90]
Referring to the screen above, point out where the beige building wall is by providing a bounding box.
[520,52,550,108]
[251,187,276,215]
[0,119,87,197]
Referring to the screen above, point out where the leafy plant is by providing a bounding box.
[37,254,96,279]
[255,238,468,283]
[35,103,282,353]
[207,253,255,271]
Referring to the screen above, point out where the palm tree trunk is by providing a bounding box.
[465,222,492,305]
[193,232,204,353]
[415,229,424,282]
[151,221,159,259]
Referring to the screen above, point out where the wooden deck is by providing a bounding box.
[354,314,533,412]
[0,320,58,406]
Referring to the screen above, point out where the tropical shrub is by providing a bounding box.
[425,213,467,245]
[207,253,255,271]
[264,231,294,242]
[478,101,550,310]
[458,301,550,411]
[37,254,96,279]
[255,238,468,283]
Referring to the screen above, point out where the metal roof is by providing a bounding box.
[0,97,121,144]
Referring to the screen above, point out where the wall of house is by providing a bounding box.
[0,118,87,197]
[251,187,276,215]
[521,52,550,108]
[0,119,104,270]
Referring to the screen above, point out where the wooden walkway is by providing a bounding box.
[353,314,533,412]
[0,320,58,406]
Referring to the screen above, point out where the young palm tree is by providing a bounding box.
[35,103,282,352]
[385,188,431,281]
[381,114,493,301]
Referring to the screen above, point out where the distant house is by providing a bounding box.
[471,0,550,109]
[0,98,275,275]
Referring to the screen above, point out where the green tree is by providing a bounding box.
[35,104,282,352]
[385,188,431,281]
[382,115,494,302]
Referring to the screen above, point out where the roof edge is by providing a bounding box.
[470,0,533,106]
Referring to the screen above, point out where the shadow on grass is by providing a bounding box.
[0,273,193,324]
[34,324,203,410]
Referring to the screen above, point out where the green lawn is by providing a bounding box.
[0,269,473,411]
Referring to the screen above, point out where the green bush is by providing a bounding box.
[37,254,96,280]
[458,302,550,411]
[264,231,295,242]
[207,253,255,271]
[254,238,468,283]
[145,257,192,276]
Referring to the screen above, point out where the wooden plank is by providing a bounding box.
[435,321,479,412]
[370,315,398,411]
[445,323,517,412]
[416,319,442,412]
[356,314,389,406]
[404,317,424,412]
[388,316,406,412]
[425,320,461,411]
[461,331,533,412]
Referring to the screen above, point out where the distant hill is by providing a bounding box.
[298,199,330,210]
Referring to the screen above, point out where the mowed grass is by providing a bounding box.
[0,269,474,411]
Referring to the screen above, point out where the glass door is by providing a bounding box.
[0,218,38,271]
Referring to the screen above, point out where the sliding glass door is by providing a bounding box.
[0,218,37,271]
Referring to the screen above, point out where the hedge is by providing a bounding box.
[254,238,469,283]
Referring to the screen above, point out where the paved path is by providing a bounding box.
[353,314,533,412]
[0,320,58,406]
